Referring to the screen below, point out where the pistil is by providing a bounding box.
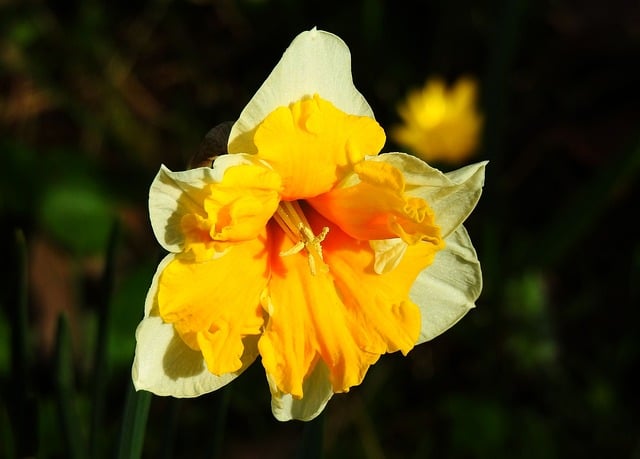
[273,201,329,275]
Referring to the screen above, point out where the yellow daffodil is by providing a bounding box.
[391,77,483,165]
[132,29,487,421]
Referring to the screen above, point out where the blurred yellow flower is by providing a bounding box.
[132,29,486,421]
[392,77,483,165]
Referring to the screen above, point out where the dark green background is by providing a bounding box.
[1,0,639,457]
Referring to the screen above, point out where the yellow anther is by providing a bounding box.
[273,201,329,275]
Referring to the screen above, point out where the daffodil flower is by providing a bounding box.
[132,28,486,421]
[392,77,483,165]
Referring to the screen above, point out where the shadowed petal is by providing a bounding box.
[149,156,258,253]
[412,225,482,344]
[149,166,218,253]
[133,253,259,396]
[268,360,333,422]
[132,316,259,397]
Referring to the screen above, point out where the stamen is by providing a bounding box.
[273,201,329,275]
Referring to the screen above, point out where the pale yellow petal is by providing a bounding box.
[149,156,263,255]
[412,225,482,344]
[143,253,174,317]
[132,315,258,397]
[229,28,374,155]
[267,361,333,422]
[149,165,219,253]
[369,153,487,238]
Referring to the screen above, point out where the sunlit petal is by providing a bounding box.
[202,162,282,241]
[253,95,385,199]
[229,29,375,155]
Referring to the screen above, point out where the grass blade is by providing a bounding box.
[89,220,121,456]
[117,384,152,459]
[54,313,86,458]
[6,229,38,457]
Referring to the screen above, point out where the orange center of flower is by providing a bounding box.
[158,95,446,399]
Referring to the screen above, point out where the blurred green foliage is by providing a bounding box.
[1,0,639,458]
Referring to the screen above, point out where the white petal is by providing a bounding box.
[412,225,482,344]
[268,361,333,422]
[132,316,254,397]
[229,28,374,155]
[132,253,258,397]
[371,153,487,238]
[149,157,273,253]
[148,165,218,253]
[210,151,264,173]
[143,253,174,316]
